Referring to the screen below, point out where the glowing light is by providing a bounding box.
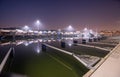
[36,48,41,53]
[67,25,74,31]
[24,42,29,46]
[23,25,29,31]
[43,31,47,33]
[36,20,40,25]
[39,31,42,34]
[53,40,56,41]
[34,31,39,33]
[43,40,47,42]
[95,32,98,37]
[16,29,24,33]
[68,43,72,47]
[84,28,88,31]
[48,31,51,33]
[16,41,24,45]
[68,25,72,29]
[82,28,98,39]
[58,29,61,32]
[28,30,34,33]
[89,29,93,34]
[58,39,61,42]
[28,41,33,44]
[35,20,42,31]
[67,40,73,47]
[36,44,41,54]
[48,40,51,42]
[38,39,43,42]
[82,28,90,39]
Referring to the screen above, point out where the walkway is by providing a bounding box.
[83,43,120,77]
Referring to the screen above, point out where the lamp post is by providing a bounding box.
[36,20,42,31]
[68,25,74,31]
[67,25,74,37]
[23,25,29,31]
[23,25,29,38]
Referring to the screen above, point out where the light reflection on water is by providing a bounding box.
[0,37,81,58]
[0,36,111,77]
[0,37,79,48]
[0,37,89,77]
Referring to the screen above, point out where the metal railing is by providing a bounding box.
[0,47,14,73]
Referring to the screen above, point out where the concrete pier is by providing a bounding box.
[83,43,120,77]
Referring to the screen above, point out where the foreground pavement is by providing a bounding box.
[84,43,120,77]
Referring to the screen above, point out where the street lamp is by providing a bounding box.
[82,28,90,39]
[35,20,42,31]
[67,25,74,32]
[23,25,29,31]
[36,20,40,25]
[67,25,74,31]
[23,25,29,37]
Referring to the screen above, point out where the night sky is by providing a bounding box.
[0,0,120,31]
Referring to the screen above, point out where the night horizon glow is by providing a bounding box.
[0,0,120,31]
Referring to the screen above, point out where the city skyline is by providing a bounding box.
[0,0,120,31]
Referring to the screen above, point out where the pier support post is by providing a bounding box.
[61,41,66,48]
[82,39,86,44]
[42,44,46,51]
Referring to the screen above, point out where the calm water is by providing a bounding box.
[0,38,110,77]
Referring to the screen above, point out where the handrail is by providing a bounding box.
[0,47,13,73]
[43,43,90,69]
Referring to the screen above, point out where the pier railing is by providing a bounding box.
[0,47,13,73]
[43,43,91,69]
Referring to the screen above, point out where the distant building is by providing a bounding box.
[100,30,120,36]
